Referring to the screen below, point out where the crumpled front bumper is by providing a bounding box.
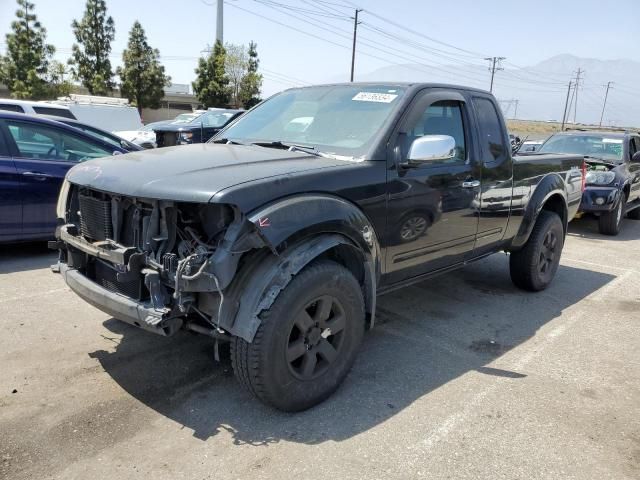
[580,187,621,213]
[59,262,182,336]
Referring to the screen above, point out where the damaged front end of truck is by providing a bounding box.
[53,182,268,337]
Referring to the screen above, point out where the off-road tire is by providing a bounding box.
[231,260,365,412]
[598,194,625,235]
[510,210,564,292]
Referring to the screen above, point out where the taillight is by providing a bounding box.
[581,160,587,192]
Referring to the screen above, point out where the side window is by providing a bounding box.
[404,100,467,163]
[32,106,76,119]
[6,120,113,162]
[0,104,25,113]
[473,97,508,163]
[630,138,638,157]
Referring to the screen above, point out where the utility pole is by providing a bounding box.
[561,80,573,131]
[216,0,223,44]
[350,9,362,82]
[573,68,583,123]
[484,56,506,93]
[599,81,614,127]
[513,99,519,119]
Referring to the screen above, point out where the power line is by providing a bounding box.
[225,3,574,94]
[335,0,488,58]
[254,0,348,19]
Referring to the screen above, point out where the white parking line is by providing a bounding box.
[562,256,640,274]
[414,268,633,454]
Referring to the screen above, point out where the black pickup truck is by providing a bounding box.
[537,130,640,235]
[53,83,584,411]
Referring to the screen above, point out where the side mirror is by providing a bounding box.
[632,152,640,163]
[407,135,456,164]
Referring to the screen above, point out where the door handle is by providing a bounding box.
[22,171,52,180]
[462,180,480,188]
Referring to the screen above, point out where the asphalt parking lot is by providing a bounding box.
[1,217,639,480]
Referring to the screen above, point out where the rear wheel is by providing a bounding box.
[231,260,364,412]
[598,194,625,235]
[510,210,564,292]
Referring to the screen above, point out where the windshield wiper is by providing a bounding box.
[210,138,246,145]
[251,140,322,157]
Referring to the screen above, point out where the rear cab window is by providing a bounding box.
[472,97,508,164]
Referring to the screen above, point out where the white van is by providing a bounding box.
[0,99,76,119]
[53,94,143,132]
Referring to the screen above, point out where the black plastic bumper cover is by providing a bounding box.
[580,187,620,213]
[60,263,182,336]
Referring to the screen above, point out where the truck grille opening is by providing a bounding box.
[94,259,147,300]
[156,131,178,148]
[79,192,112,241]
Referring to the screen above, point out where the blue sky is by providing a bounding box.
[1,0,638,103]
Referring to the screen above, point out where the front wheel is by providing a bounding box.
[510,210,564,292]
[598,195,625,235]
[231,260,365,412]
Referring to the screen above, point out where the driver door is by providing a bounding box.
[3,119,113,238]
[384,90,481,283]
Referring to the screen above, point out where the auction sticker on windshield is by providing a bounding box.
[352,92,398,103]
[602,138,623,143]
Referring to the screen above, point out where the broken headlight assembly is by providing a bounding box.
[56,179,71,220]
[585,170,615,185]
[178,131,194,144]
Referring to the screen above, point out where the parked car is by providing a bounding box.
[538,130,640,235]
[0,99,76,119]
[0,112,131,243]
[42,116,143,152]
[114,121,169,149]
[52,94,143,132]
[517,140,544,153]
[114,113,207,148]
[53,83,583,411]
[154,109,243,147]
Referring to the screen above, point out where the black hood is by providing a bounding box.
[66,143,349,203]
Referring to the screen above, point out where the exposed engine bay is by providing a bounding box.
[584,160,617,186]
[57,185,266,334]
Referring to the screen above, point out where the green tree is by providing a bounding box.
[192,40,230,108]
[238,41,263,109]
[68,0,115,95]
[0,0,55,99]
[45,61,73,98]
[116,21,171,115]
[225,43,247,108]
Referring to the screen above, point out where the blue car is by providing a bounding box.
[0,112,133,243]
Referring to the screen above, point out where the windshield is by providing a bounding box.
[213,85,407,158]
[172,113,200,123]
[539,134,624,162]
[200,111,235,127]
